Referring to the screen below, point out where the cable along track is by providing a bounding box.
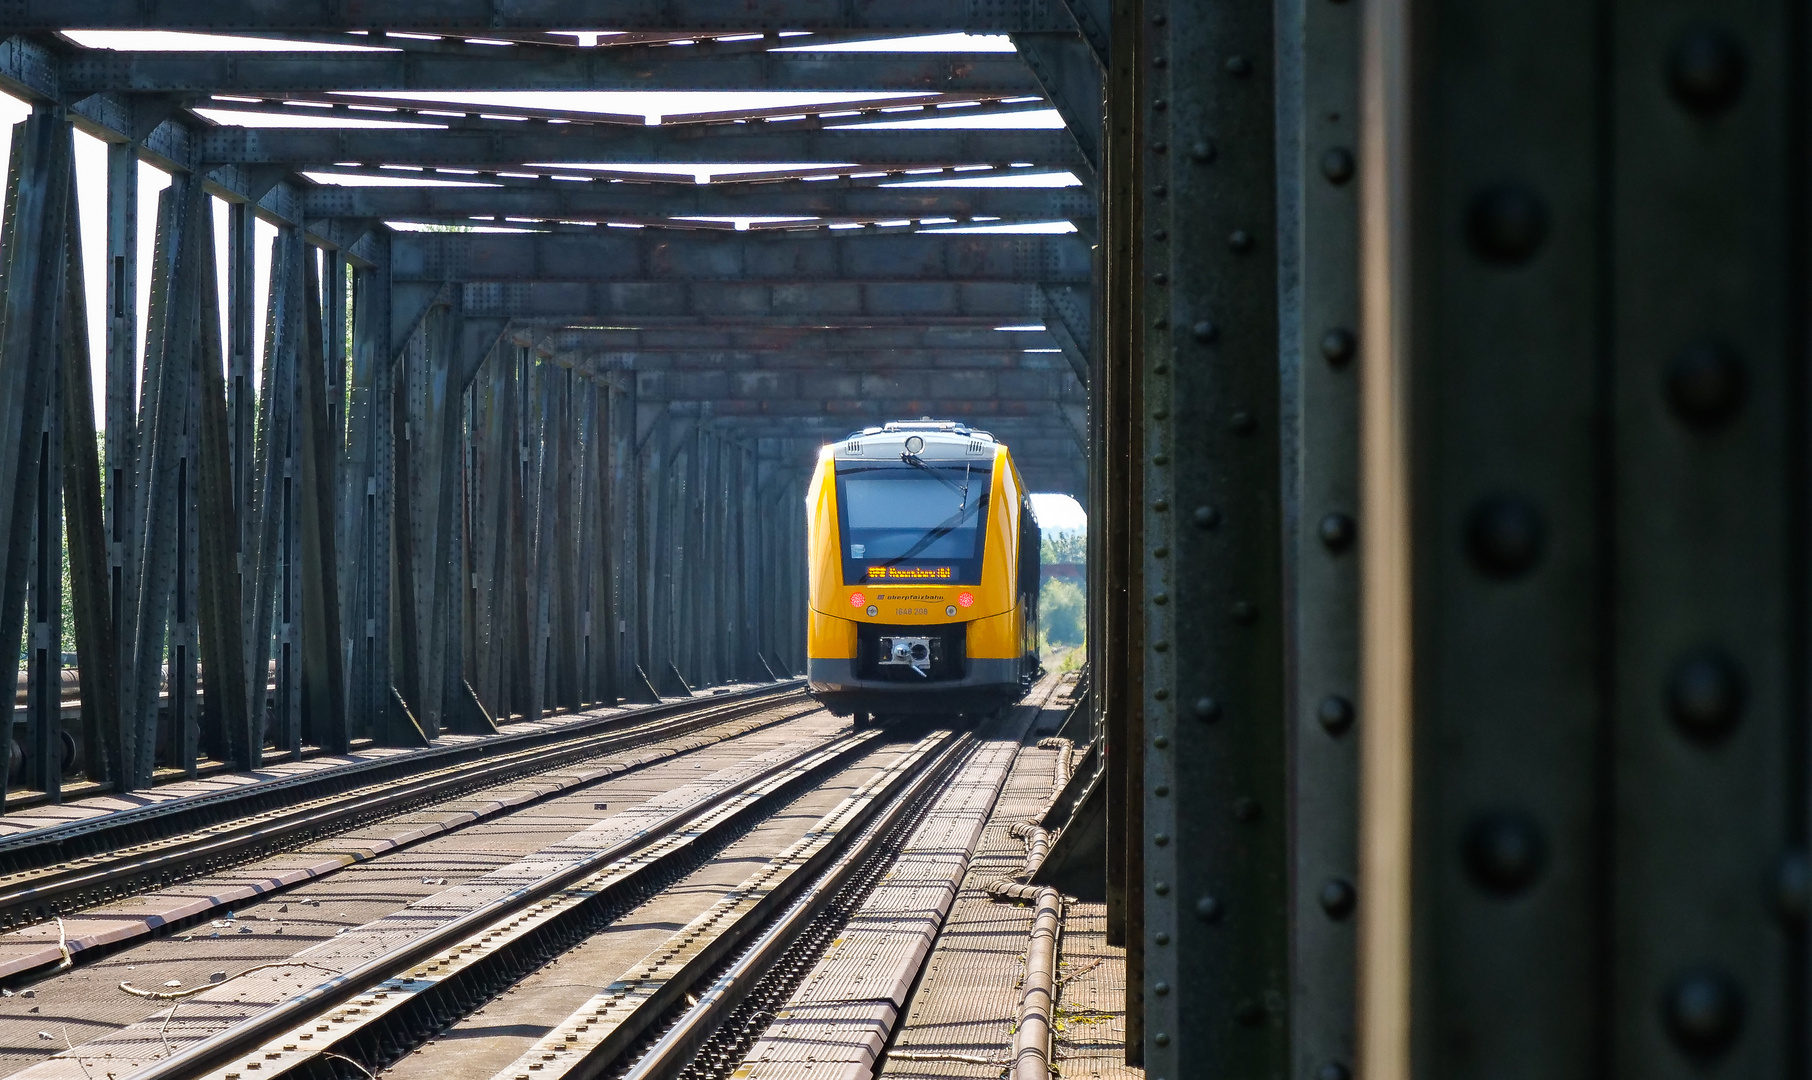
[0,684,809,936]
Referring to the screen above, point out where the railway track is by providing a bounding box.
[77,723,971,1080]
[0,683,810,937]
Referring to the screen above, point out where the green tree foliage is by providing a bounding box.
[1041,529,1086,565]
[1040,577,1085,647]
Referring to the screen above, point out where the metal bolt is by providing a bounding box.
[1663,968,1744,1058]
[1154,271,1169,284]
[1232,797,1260,822]
[1154,833,1170,846]
[1318,695,1355,735]
[1321,327,1356,366]
[1466,185,1549,265]
[1154,930,1170,943]
[1319,878,1356,919]
[1463,811,1547,895]
[1154,880,1170,895]
[1230,410,1256,434]
[1226,55,1252,76]
[1154,546,1170,558]
[1154,784,1170,797]
[1194,505,1221,528]
[1153,453,1170,466]
[1195,895,1222,922]
[1773,849,1808,922]
[1153,641,1170,652]
[1153,56,1168,69]
[1154,1032,1171,1046]
[1666,340,1747,431]
[1319,512,1356,551]
[1153,735,1170,749]
[1154,981,1171,995]
[1154,688,1169,700]
[1667,25,1747,115]
[1228,229,1255,252]
[1193,320,1218,342]
[1190,140,1217,163]
[1668,648,1745,743]
[1155,317,1169,330]
[1195,696,1221,721]
[1153,184,1168,197]
[1154,499,1170,511]
[1153,141,1168,153]
[1231,600,1257,624]
[1153,593,1170,605]
[1464,495,1546,578]
[1153,228,1169,241]
[1153,98,1168,111]
[1320,147,1355,184]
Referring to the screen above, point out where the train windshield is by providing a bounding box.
[835,458,992,586]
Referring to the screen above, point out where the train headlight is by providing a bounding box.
[946,605,957,616]
[866,605,878,617]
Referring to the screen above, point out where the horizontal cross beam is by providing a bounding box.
[531,325,1059,351]
[633,369,1081,402]
[562,349,1075,373]
[20,5,1070,32]
[304,183,1094,224]
[68,51,1043,95]
[200,127,1078,170]
[397,231,1091,284]
[464,281,1080,324]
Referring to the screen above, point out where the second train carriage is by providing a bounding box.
[805,420,1041,722]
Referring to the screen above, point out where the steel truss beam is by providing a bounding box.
[66,51,1042,95]
[632,368,1080,403]
[562,349,1073,373]
[532,325,1059,351]
[303,184,1093,226]
[9,5,1071,32]
[198,128,1079,171]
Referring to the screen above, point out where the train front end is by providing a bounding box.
[805,421,1039,721]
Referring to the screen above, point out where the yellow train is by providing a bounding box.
[805,420,1041,723]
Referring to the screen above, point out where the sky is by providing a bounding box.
[1,31,1086,503]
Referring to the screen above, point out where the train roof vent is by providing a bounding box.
[845,439,862,455]
[967,440,989,455]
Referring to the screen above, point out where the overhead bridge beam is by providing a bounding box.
[532,326,1060,352]
[395,231,1091,284]
[68,51,1043,95]
[21,5,1070,32]
[304,184,1093,225]
[570,349,1072,373]
[635,368,1080,404]
[201,128,1078,171]
[463,281,1086,326]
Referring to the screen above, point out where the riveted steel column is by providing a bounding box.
[1278,0,1363,1072]
[299,244,347,753]
[1609,6,1802,1076]
[103,143,137,768]
[1143,0,1288,1075]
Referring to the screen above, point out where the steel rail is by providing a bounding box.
[0,684,809,932]
[488,728,968,1080]
[613,731,973,1080]
[120,728,880,1080]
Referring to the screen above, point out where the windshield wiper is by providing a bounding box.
[902,451,974,511]
[883,494,987,567]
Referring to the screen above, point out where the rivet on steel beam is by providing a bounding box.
[1154,546,1170,558]
[1155,317,1170,330]
[1190,140,1217,163]
[1319,878,1356,919]
[1465,185,1549,265]
[1464,495,1546,578]
[1318,1065,1352,1080]
[1153,453,1170,466]
[1153,229,1170,244]
[1663,968,1744,1058]
[1773,849,1808,922]
[1154,1032,1171,1047]
[1154,833,1170,846]
[1463,811,1547,895]
[1228,229,1255,252]
[1153,184,1169,197]
[1154,499,1171,511]
[1226,55,1252,76]
[1154,930,1170,943]
[1666,340,1747,431]
[1231,600,1257,624]
[1154,688,1170,700]
[1153,141,1168,153]
[1234,999,1266,1026]
[1154,881,1170,895]
[1668,648,1745,743]
[1667,26,1747,114]
[1193,320,1218,342]
[1153,271,1169,284]
[1154,99,1168,112]
[1318,695,1355,735]
[1194,696,1222,721]
[1153,641,1170,652]
[1153,57,1168,69]
[1153,593,1170,605]
[1154,981,1171,995]
[1195,895,1223,922]
[1232,797,1260,822]
[1152,13,1166,25]
[1320,148,1355,184]
[1319,513,1356,551]
[1154,784,1170,797]
[1153,735,1170,748]
[1230,410,1256,434]
[1321,327,1356,366]
[1194,505,1221,528]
